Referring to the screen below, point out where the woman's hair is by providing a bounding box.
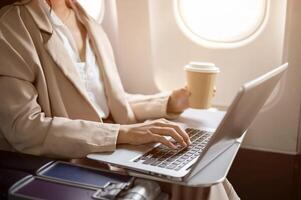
[46,0,52,8]
[45,0,53,13]
[46,0,72,10]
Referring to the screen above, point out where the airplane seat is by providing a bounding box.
[0,0,19,9]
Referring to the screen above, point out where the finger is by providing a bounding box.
[176,87,190,96]
[160,119,190,142]
[182,87,190,95]
[168,123,191,145]
[154,124,190,147]
[150,127,187,147]
[151,134,177,149]
[183,86,192,96]
[154,120,191,145]
[180,87,188,92]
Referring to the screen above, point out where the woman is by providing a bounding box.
[0,0,239,199]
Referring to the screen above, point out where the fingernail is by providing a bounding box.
[171,143,177,149]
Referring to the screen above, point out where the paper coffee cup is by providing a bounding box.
[185,62,220,109]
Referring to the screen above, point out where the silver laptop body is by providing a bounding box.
[88,63,288,182]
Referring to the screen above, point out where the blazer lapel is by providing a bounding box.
[25,0,136,124]
[44,33,89,100]
[70,1,136,124]
[24,0,102,121]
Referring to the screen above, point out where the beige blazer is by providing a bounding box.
[0,0,176,158]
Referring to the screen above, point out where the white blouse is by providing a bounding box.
[41,1,109,118]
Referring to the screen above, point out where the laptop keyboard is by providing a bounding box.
[133,128,212,171]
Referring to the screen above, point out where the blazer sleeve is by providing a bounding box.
[126,92,182,122]
[0,37,119,159]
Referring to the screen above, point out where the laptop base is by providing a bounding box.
[127,136,243,187]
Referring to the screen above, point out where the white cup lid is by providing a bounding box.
[184,62,220,73]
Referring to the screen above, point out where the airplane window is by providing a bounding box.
[174,0,269,48]
[77,0,104,22]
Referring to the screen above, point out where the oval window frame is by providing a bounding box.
[173,0,270,49]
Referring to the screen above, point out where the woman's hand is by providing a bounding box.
[117,118,191,149]
[167,87,190,114]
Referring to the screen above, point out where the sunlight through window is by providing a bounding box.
[175,0,268,47]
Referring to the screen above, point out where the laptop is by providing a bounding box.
[88,63,288,183]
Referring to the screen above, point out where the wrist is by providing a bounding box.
[167,96,182,114]
[117,125,128,144]
[167,96,175,113]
